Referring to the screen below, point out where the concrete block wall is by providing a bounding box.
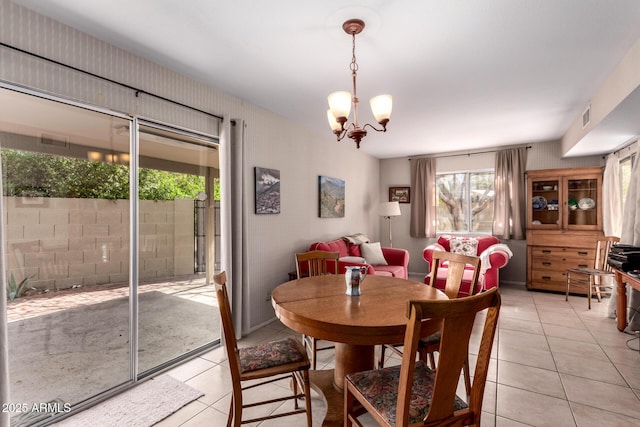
[4,197,195,292]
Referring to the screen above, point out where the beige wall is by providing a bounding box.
[5,197,195,291]
[0,0,382,331]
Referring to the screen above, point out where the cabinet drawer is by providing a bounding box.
[531,257,569,272]
[531,247,594,259]
[531,269,567,286]
[531,256,593,271]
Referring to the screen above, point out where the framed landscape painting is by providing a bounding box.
[318,176,345,218]
[254,167,280,214]
[389,186,410,203]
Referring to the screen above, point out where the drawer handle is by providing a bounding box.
[542,250,551,254]
[578,251,588,256]
[542,262,551,266]
[542,276,551,280]
[578,264,588,268]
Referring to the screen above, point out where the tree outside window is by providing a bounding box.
[436,171,494,233]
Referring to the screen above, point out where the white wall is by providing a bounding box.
[0,0,382,332]
[380,139,604,284]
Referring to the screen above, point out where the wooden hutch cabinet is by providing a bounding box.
[526,167,604,293]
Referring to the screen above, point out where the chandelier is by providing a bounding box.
[327,19,392,149]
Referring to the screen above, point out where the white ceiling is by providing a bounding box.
[13,0,640,159]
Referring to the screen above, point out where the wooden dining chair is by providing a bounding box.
[379,250,480,400]
[214,271,312,427]
[566,236,620,309]
[295,250,340,369]
[345,287,500,427]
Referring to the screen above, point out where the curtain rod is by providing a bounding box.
[408,145,532,161]
[0,42,224,122]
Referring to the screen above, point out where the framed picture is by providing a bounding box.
[318,176,345,218]
[254,167,280,214]
[389,186,410,204]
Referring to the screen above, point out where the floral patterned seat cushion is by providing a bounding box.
[239,337,308,373]
[347,361,468,425]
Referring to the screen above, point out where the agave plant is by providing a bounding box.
[6,273,32,301]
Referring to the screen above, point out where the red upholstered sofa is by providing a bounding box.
[309,237,409,279]
[423,235,511,295]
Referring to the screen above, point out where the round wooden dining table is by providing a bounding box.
[271,274,447,426]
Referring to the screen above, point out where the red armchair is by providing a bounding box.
[309,237,409,279]
[423,235,512,295]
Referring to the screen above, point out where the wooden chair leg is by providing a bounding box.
[302,370,312,427]
[566,272,570,301]
[345,383,355,427]
[594,276,602,302]
[291,373,299,409]
[378,345,386,369]
[587,275,593,310]
[311,338,317,370]
[463,356,472,401]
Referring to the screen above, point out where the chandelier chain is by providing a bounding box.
[350,33,359,73]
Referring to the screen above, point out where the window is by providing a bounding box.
[436,171,494,233]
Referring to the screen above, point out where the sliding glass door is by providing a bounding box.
[1,88,133,424]
[136,122,220,375]
[1,87,221,425]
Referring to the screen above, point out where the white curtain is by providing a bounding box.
[230,118,247,339]
[603,153,622,237]
[219,116,244,339]
[0,158,9,427]
[619,145,640,332]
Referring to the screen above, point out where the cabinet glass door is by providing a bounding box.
[566,178,598,227]
[531,179,560,226]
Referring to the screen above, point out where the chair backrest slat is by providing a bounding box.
[429,250,481,298]
[295,250,340,278]
[398,287,501,424]
[597,236,620,272]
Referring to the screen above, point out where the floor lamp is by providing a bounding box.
[379,201,401,247]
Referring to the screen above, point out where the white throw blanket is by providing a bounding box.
[479,243,513,278]
[342,233,370,245]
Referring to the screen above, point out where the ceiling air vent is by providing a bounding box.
[40,133,69,148]
[582,105,591,128]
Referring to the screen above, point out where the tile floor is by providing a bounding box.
[152,282,640,427]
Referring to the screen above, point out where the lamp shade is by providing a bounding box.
[327,110,342,132]
[328,91,352,120]
[379,201,401,217]
[370,94,392,123]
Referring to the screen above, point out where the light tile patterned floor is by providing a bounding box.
[152,282,640,427]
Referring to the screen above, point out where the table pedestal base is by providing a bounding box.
[310,343,375,426]
[309,369,342,427]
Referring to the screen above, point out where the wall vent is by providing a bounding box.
[582,105,591,128]
[40,133,69,148]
